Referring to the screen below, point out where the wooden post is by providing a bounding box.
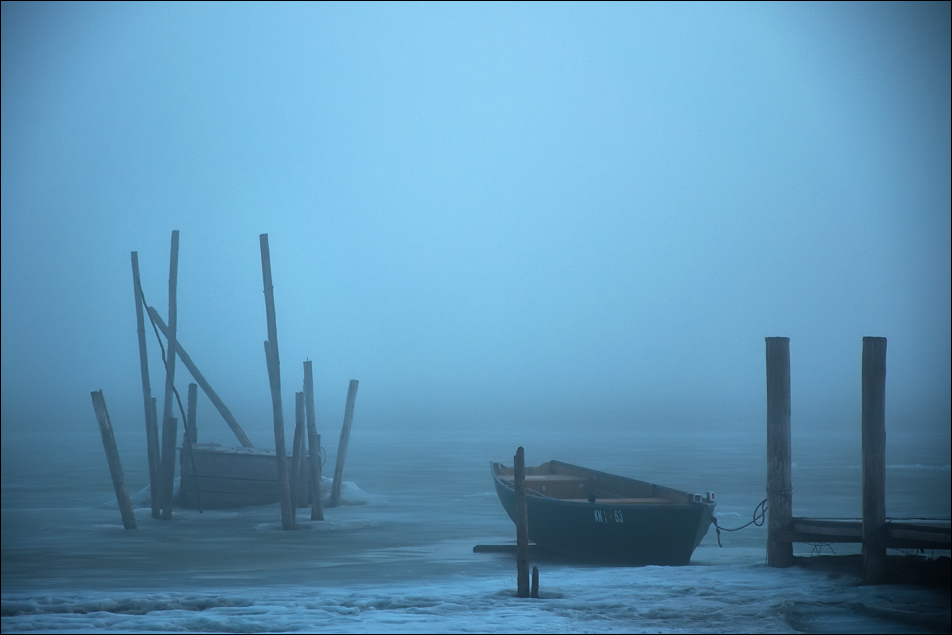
[531,566,539,599]
[514,446,530,598]
[861,336,887,584]
[264,342,294,531]
[161,416,178,520]
[90,391,137,529]
[159,230,180,520]
[147,307,253,447]
[765,337,793,568]
[186,383,198,444]
[291,392,307,509]
[330,379,359,508]
[304,361,324,520]
[260,234,293,530]
[131,251,161,520]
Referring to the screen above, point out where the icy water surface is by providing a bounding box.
[2,426,949,633]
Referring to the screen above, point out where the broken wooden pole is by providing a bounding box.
[531,566,539,599]
[146,307,253,448]
[765,336,793,568]
[161,415,178,520]
[861,336,887,584]
[90,391,137,529]
[514,446,530,598]
[291,392,307,510]
[131,251,161,520]
[330,379,359,508]
[159,230,180,521]
[304,360,324,520]
[186,383,198,444]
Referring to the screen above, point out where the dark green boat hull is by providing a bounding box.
[493,462,715,565]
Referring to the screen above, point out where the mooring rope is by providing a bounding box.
[140,289,203,513]
[710,498,768,547]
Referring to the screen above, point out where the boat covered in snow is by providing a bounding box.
[492,460,715,565]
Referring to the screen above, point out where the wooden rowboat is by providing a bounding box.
[492,460,715,565]
[179,443,309,509]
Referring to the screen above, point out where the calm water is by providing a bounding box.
[2,424,949,632]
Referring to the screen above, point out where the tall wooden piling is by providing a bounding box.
[260,233,293,529]
[861,336,887,584]
[514,446,530,598]
[304,361,324,520]
[159,231,180,520]
[330,379,359,508]
[765,337,793,568]
[292,392,307,509]
[90,391,137,529]
[161,416,178,520]
[131,251,161,520]
[147,308,252,447]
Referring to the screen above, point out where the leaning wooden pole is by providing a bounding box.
[146,307,252,447]
[765,336,793,568]
[186,383,198,444]
[159,230,180,519]
[260,233,294,530]
[514,446,530,598]
[131,251,161,520]
[90,391,137,529]
[861,336,887,584]
[330,379,359,508]
[304,361,324,520]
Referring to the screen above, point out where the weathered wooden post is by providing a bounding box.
[291,392,307,509]
[90,391,137,529]
[530,566,539,599]
[330,379,359,508]
[304,361,324,520]
[186,383,198,444]
[160,230,180,520]
[765,337,793,568]
[260,233,294,530]
[514,446,530,598]
[161,416,178,520]
[131,251,161,520]
[861,336,887,584]
[147,308,252,447]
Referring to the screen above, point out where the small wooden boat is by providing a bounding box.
[492,460,715,565]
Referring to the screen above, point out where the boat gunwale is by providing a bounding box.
[491,460,710,509]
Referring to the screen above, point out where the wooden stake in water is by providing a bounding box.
[531,566,539,599]
[161,416,178,520]
[765,337,793,568]
[131,251,161,520]
[304,360,324,521]
[90,391,137,529]
[330,379,359,508]
[291,392,307,509]
[264,340,294,529]
[514,446,530,598]
[861,336,887,584]
[160,231,180,520]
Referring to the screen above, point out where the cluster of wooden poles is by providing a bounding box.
[91,231,358,531]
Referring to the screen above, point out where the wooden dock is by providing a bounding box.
[764,337,951,583]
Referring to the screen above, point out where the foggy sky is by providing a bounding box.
[1,2,949,449]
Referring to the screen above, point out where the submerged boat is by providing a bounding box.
[491,460,715,565]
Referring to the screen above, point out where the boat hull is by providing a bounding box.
[493,463,714,565]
